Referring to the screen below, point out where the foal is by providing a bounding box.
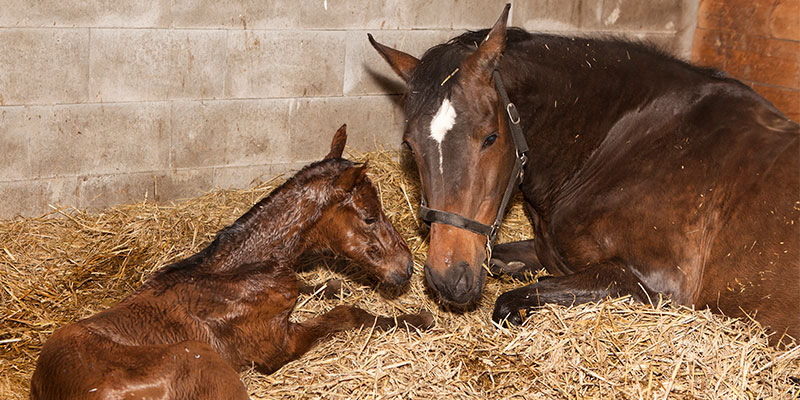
[31,125,433,399]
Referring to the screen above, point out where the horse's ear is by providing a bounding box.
[462,3,510,78]
[325,124,348,159]
[368,34,419,82]
[334,164,368,192]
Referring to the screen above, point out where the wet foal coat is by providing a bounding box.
[31,127,433,399]
[371,5,799,345]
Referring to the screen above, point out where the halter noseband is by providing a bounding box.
[418,70,529,244]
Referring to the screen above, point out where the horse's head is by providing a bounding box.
[312,125,414,287]
[369,6,517,305]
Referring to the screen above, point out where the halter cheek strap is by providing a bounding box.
[418,70,529,244]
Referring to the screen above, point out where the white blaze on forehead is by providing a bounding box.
[429,98,457,144]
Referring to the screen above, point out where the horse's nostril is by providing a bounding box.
[453,261,472,294]
[406,259,414,278]
[423,264,440,291]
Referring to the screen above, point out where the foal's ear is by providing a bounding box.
[325,124,348,160]
[368,34,419,82]
[462,3,510,78]
[334,164,368,192]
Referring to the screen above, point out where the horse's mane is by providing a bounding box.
[405,27,728,120]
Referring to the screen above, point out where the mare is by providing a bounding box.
[31,125,433,399]
[369,5,798,346]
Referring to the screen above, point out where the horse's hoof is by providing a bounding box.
[489,258,534,281]
[492,294,525,326]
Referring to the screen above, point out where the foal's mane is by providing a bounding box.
[153,158,354,277]
[405,28,727,120]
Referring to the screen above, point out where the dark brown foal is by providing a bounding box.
[30,125,433,400]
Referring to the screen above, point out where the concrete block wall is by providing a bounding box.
[691,0,799,122]
[0,0,699,219]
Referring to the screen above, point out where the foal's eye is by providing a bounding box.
[402,141,414,154]
[364,217,377,225]
[482,133,498,149]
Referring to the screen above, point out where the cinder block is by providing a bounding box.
[170,99,291,169]
[171,0,380,30]
[225,31,346,99]
[90,29,172,102]
[0,106,32,180]
[212,163,305,191]
[25,103,171,177]
[170,0,268,29]
[286,95,405,164]
[169,30,227,100]
[76,169,214,210]
[389,0,514,30]
[513,0,593,32]
[0,0,170,28]
[157,169,217,203]
[588,0,685,32]
[0,29,89,105]
[171,0,509,30]
[344,30,460,96]
[0,177,79,219]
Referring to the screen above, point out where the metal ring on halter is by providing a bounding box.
[506,103,521,125]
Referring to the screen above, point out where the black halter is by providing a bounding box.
[418,70,529,244]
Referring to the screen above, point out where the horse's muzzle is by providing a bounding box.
[424,261,484,306]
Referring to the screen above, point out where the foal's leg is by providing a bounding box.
[492,260,656,325]
[103,341,249,400]
[257,305,433,374]
[299,279,343,299]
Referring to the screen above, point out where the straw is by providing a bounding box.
[1,149,798,399]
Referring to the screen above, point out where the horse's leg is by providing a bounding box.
[98,341,248,400]
[490,200,552,280]
[492,259,656,325]
[489,239,543,279]
[33,334,249,400]
[165,341,250,400]
[299,279,343,299]
[257,305,433,374]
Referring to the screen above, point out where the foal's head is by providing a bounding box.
[311,125,414,287]
[369,6,516,305]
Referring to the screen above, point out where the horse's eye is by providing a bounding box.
[364,217,377,225]
[482,133,498,149]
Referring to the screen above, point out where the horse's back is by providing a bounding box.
[549,79,799,342]
[693,96,799,342]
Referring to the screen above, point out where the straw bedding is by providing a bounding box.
[1,150,798,399]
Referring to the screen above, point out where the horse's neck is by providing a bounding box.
[502,37,696,210]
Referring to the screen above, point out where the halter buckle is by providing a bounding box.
[506,103,521,125]
[490,224,500,241]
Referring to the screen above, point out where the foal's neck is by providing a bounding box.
[195,161,348,273]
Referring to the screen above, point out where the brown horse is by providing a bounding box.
[370,4,798,346]
[30,125,434,399]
